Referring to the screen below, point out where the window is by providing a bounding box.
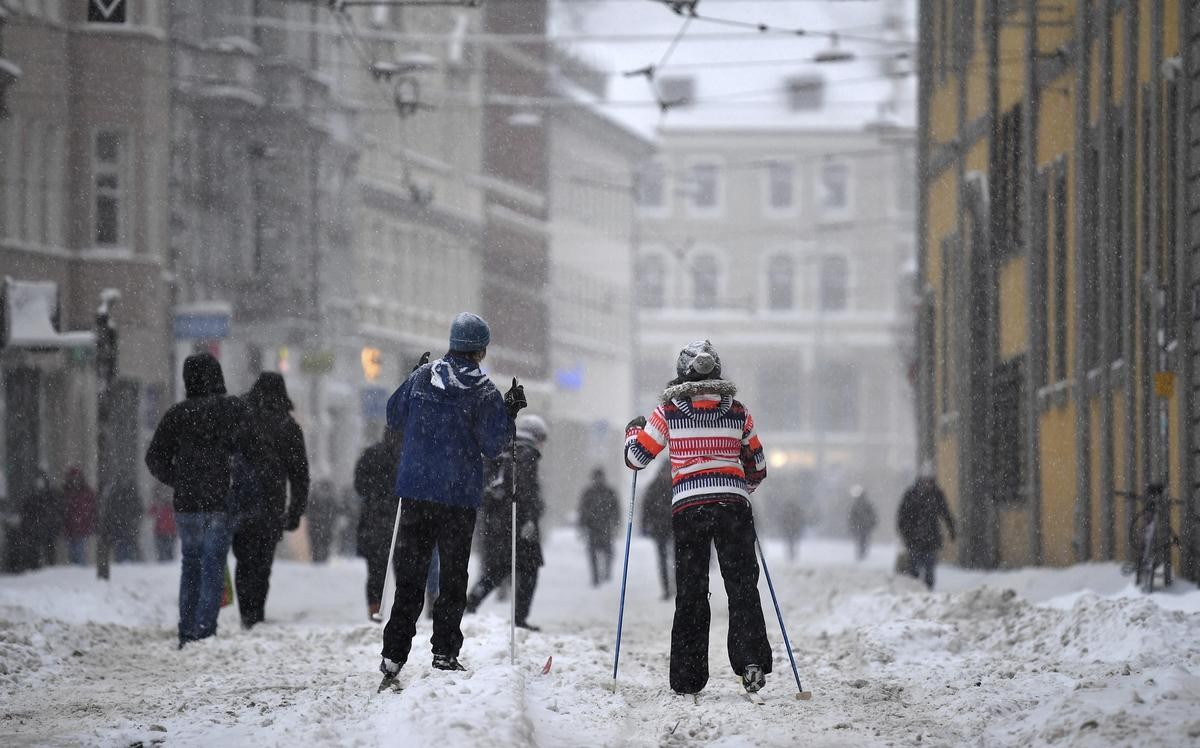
[767,254,795,311]
[688,162,720,213]
[818,159,851,215]
[638,254,666,309]
[658,76,694,107]
[785,75,825,110]
[93,130,125,246]
[993,105,1023,256]
[815,361,859,433]
[87,0,127,24]
[765,160,794,211]
[818,255,849,312]
[990,357,1025,503]
[1051,166,1068,382]
[635,161,666,208]
[691,254,718,309]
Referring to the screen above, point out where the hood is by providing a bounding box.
[183,353,227,399]
[429,354,488,395]
[660,378,738,419]
[248,372,293,412]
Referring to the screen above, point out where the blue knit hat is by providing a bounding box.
[449,312,491,352]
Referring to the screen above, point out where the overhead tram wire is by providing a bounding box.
[645,0,917,47]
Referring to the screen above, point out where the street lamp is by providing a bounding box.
[95,288,120,581]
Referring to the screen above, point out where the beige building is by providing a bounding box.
[0,1,171,527]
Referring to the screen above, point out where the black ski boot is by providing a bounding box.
[432,653,467,671]
[741,664,765,693]
[378,659,402,693]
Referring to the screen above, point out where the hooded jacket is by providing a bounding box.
[624,378,767,515]
[386,353,513,509]
[236,372,310,530]
[145,353,255,514]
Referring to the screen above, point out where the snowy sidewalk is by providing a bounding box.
[2,531,1200,746]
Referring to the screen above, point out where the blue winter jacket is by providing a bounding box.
[387,354,513,509]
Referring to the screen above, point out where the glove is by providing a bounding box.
[520,521,537,541]
[504,377,527,419]
[625,415,647,433]
[411,351,430,372]
[284,514,301,532]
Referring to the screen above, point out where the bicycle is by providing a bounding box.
[1119,486,1183,593]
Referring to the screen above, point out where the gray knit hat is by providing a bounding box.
[449,312,491,352]
[676,339,722,382]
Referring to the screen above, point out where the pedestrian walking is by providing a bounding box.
[624,340,772,695]
[230,372,310,630]
[148,485,177,562]
[897,466,955,589]
[578,467,619,587]
[16,470,59,570]
[777,495,807,562]
[639,463,674,600]
[307,478,338,563]
[465,413,547,630]
[355,432,402,622]
[847,484,877,562]
[145,352,256,647]
[62,466,97,566]
[377,312,524,692]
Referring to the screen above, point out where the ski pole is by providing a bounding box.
[611,469,639,689]
[755,535,813,701]
[510,430,518,665]
[380,496,404,627]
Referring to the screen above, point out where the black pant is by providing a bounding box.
[586,533,613,587]
[907,547,937,588]
[232,522,282,628]
[381,499,476,665]
[465,539,540,625]
[670,502,772,694]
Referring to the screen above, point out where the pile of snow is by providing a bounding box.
[2,532,1199,745]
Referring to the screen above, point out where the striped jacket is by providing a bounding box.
[624,379,767,514]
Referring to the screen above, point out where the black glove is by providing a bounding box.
[504,377,527,418]
[411,351,430,372]
[284,514,301,532]
[626,415,647,432]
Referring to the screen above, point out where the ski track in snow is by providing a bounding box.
[2,532,1200,747]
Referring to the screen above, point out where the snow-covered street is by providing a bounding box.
[3,530,1200,747]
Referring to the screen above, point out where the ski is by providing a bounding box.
[377,673,402,694]
[741,689,765,706]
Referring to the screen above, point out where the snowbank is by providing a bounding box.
[2,532,1199,746]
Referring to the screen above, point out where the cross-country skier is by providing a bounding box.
[578,467,620,587]
[145,353,256,647]
[624,340,772,696]
[377,313,524,692]
[465,413,547,629]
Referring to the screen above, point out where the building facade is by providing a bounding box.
[916,0,1199,577]
[0,0,172,532]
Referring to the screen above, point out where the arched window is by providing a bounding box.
[819,255,849,312]
[691,253,719,309]
[637,254,666,309]
[767,254,795,310]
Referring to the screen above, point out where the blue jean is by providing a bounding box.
[177,512,230,644]
[67,538,88,565]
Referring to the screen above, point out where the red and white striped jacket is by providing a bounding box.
[624,379,767,514]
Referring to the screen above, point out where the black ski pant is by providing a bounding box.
[381,499,475,665]
[586,533,613,586]
[670,502,772,694]
[232,522,282,628]
[465,540,540,625]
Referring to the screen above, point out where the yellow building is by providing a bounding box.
[916,1,1198,578]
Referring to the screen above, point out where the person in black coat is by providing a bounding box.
[355,432,402,621]
[145,353,255,646]
[640,463,674,600]
[230,372,310,629]
[897,471,956,589]
[465,414,546,630]
[578,467,619,587]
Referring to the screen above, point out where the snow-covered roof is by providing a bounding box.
[549,0,916,138]
[3,279,94,350]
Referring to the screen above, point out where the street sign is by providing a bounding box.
[173,312,230,341]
